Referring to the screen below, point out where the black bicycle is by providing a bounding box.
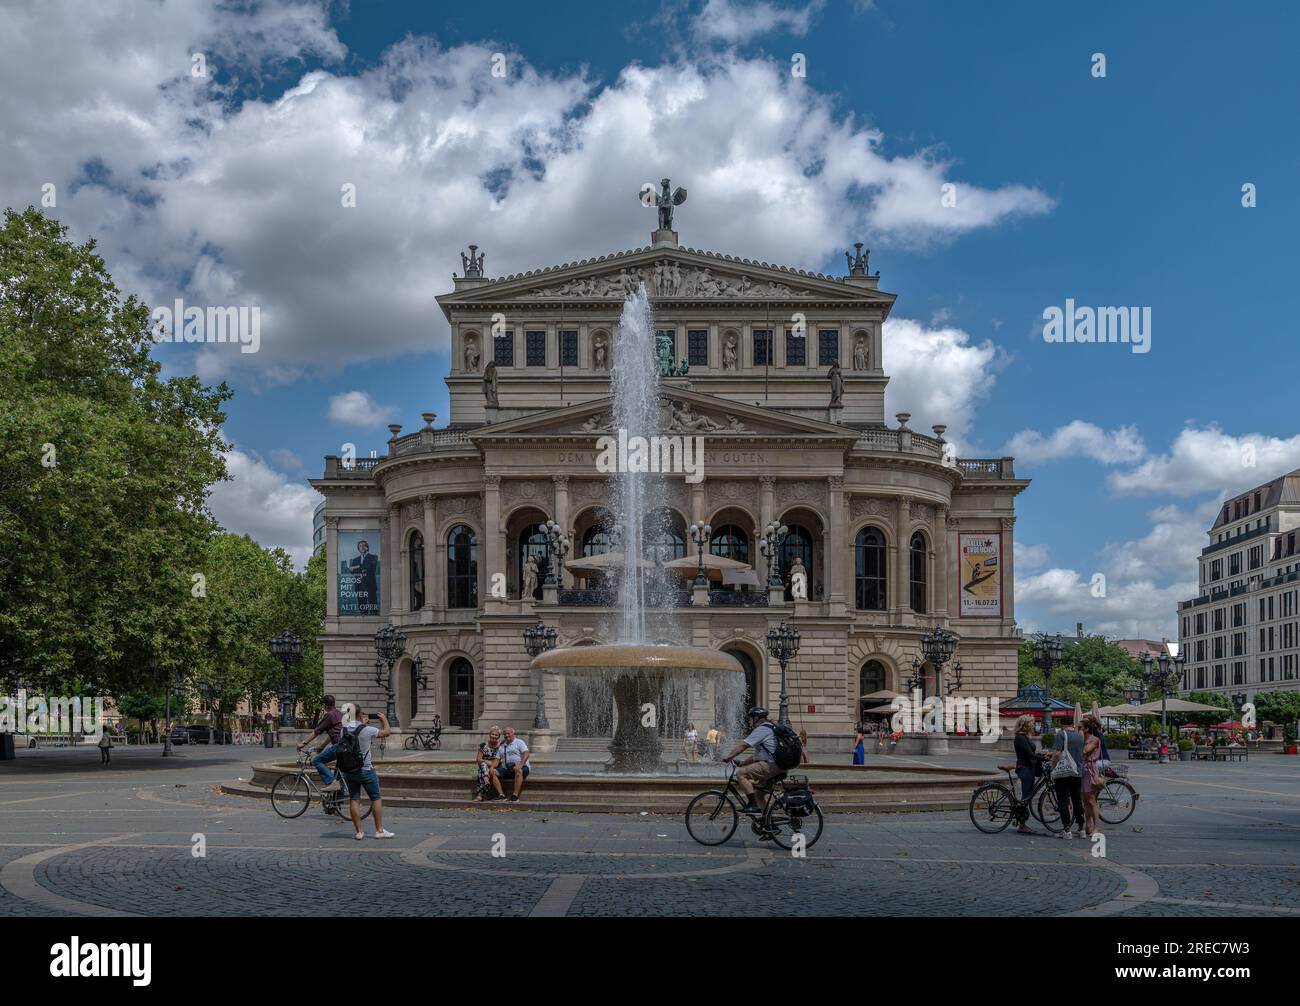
[685,765,823,850]
[969,756,1056,833]
[403,720,442,750]
[271,751,372,821]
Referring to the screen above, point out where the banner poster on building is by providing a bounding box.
[958,532,1001,618]
[338,531,381,615]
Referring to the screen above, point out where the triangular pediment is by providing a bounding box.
[437,244,894,311]
[471,387,859,442]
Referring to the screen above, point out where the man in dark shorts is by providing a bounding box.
[490,726,531,802]
[339,705,393,839]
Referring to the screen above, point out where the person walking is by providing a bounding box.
[798,729,811,765]
[1049,715,1086,839]
[1012,715,1037,834]
[1080,717,1103,837]
[98,727,113,765]
[851,727,865,766]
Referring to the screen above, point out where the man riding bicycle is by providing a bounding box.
[722,707,784,813]
[298,695,344,793]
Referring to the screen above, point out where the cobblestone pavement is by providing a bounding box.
[2,746,1299,916]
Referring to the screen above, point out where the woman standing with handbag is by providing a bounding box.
[1080,717,1103,837]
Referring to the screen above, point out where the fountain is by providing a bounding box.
[531,285,747,772]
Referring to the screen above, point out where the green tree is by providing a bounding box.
[1017,635,1142,710]
[116,689,167,741]
[0,207,231,698]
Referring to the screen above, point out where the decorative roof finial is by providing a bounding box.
[643,178,687,233]
[846,242,870,277]
[460,244,485,279]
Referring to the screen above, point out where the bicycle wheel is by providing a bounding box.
[768,803,824,850]
[685,790,739,846]
[335,780,374,822]
[270,773,311,819]
[968,783,1015,834]
[1037,783,1064,833]
[404,735,418,750]
[1097,780,1138,825]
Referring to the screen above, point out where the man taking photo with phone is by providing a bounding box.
[335,704,394,840]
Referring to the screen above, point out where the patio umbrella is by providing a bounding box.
[861,703,899,715]
[662,553,753,583]
[861,689,900,702]
[1095,704,1146,718]
[720,567,763,587]
[564,552,655,575]
[1128,697,1225,714]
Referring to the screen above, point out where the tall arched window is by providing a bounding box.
[709,524,750,563]
[855,526,886,610]
[518,524,551,599]
[859,660,886,698]
[641,509,686,564]
[582,522,614,556]
[910,531,927,613]
[446,525,478,609]
[779,524,813,599]
[409,531,425,610]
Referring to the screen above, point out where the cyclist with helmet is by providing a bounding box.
[722,706,784,813]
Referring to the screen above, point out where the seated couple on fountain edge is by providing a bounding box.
[723,707,802,813]
[474,726,531,803]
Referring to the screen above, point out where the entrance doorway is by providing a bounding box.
[448,658,474,729]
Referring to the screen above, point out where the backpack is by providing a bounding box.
[336,724,366,774]
[763,722,803,770]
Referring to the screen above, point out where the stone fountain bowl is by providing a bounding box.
[530,642,743,677]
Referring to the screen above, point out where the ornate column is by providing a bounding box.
[483,474,503,607]
[827,477,846,612]
[892,495,909,625]
[691,480,705,525]
[388,504,403,615]
[325,516,339,619]
[759,476,776,531]
[552,474,570,588]
[934,504,950,621]
[421,494,437,612]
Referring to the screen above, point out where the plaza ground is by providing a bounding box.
[2,744,1299,917]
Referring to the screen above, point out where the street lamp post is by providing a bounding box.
[542,520,571,587]
[919,626,961,701]
[269,631,304,730]
[1031,633,1065,735]
[1140,650,1186,758]
[523,619,558,729]
[766,621,801,728]
[757,520,789,589]
[687,522,713,587]
[372,623,407,727]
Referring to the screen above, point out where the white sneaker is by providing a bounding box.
[354,832,364,841]
[1057,829,1073,840]
[373,829,395,839]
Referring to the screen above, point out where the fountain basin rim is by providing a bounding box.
[531,643,744,677]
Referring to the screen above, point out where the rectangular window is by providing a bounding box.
[1213,608,1224,631]
[526,330,546,367]
[785,329,806,366]
[687,329,708,367]
[1229,553,1242,576]
[818,329,839,366]
[494,330,514,366]
[1210,559,1223,581]
[1213,665,1225,687]
[1250,544,1264,570]
[559,330,578,367]
[753,329,772,366]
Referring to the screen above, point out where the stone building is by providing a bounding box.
[311,223,1028,748]
[1178,467,1300,702]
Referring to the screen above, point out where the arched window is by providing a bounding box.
[518,524,551,599]
[448,658,474,729]
[446,525,478,609]
[859,660,886,698]
[409,531,425,610]
[710,524,750,564]
[582,522,614,556]
[855,526,886,610]
[641,509,686,564]
[779,524,813,599]
[910,531,927,614]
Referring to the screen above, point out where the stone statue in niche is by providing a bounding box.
[722,333,738,371]
[464,334,481,372]
[482,360,499,407]
[853,336,869,371]
[790,556,808,600]
[521,556,539,600]
[828,360,843,408]
[593,334,609,370]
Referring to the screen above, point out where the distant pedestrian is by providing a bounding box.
[684,723,699,763]
[852,728,865,766]
[1080,717,1102,837]
[1050,715,1085,839]
[98,728,112,765]
[1012,715,1037,835]
[798,729,811,765]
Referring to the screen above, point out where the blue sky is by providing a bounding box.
[3,0,1298,638]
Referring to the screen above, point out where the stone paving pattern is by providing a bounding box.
[2,746,1299,916]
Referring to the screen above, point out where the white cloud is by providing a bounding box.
[1014,540,1050,572]
[208,449,320,568]
[1015,567,1193,641]
[328,390,395,429]
[1003,421,1146,467]
[691,0,823,43]
[0,1,1055,385]
[271,448,304,472]
[1107,426,1300,498]
[882,317,1003,452]
[1100,502,1215,584]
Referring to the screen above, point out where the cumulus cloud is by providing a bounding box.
[207,449,320,568]
[328,390,395,429]
[691,0,823,43]
[1003,421,1147,466]
[882,317,1003,452]
[1014,540,1050,572]
[0,0,1055,386]
[1107,426,1300,498]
